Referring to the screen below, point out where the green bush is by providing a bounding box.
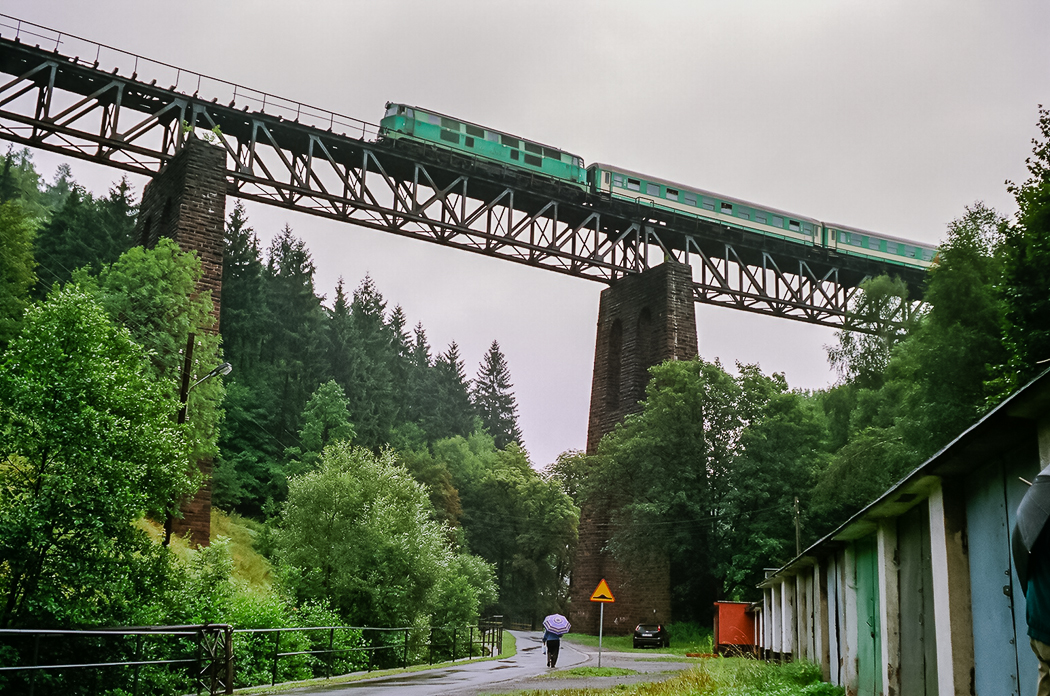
[665,621,713,652]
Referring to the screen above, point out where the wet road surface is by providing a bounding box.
[272,631,695,696]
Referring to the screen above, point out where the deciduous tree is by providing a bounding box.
[0,285,194,627]
[275,443,494,627]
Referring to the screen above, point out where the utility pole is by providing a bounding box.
[793,496,801,557]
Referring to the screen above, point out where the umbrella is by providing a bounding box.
[1017,464,1050,552]
[543,614,570,635]
[1013,464,1050,592]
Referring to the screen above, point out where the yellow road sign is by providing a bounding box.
[590,578,615,603]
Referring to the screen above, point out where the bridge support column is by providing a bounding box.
[570,261,698,635]
[135,136,227,547]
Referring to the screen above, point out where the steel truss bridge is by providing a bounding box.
[0,15,923,331]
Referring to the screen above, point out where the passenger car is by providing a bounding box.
[633,623,669,649]
[379,102,938,273]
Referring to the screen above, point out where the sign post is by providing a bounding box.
[589,578,615,668]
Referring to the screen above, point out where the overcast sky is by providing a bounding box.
[6,1,1048,468]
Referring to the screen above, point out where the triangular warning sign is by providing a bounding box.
[590,578,615,603]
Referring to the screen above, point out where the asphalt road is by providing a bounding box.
[271,630,695,696]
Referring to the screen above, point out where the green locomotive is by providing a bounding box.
[380,102,937,271]
[380,103,586,186]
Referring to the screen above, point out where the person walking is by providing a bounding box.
[1014,464,1050,696]
[541,613,570,669]
[542,627,562,668]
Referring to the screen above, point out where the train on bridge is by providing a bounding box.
[380,103,937,273]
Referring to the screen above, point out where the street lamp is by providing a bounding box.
[177,361,231,423]
[175,331,233,425]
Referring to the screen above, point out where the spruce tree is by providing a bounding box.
[0,148,47,219]
[33,178,132,297]
[260,224,329,445]
[214,203,284,515]
[0,201,36,349]
[424,341,475,441]
[387,304,414,423]
[327,277,354,390]
[471,340,523,449]
[219,201,269,372]
[403,322,435,427]
[33,185,101,295]
[342,275,398,449]
[98,176,138,255]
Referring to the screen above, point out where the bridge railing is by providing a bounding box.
[0,619,503,695]
[0,13,380,140]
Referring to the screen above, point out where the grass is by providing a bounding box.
[209,508,273,588]
[497,658,842,696]
[547,667,637,679]
[134,508,274,589]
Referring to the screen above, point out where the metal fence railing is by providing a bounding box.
[0,624,233,696]
[0,619,504,695]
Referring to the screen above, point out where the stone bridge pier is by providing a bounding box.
[569,261,698,635]
[134,136,227,547]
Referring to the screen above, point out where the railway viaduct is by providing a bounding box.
[0,15,927,634]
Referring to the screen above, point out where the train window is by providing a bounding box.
[646,183,660,196]
[465,137,475,148]
[755,212,767,224]
[485,131,498,142]
[604,172,610,184]
[613,174,625,187]
[869,237,880,251]
[684,192,698,206]
[838,231,847,243]
[852,236,864,247]
[702,198,716,211]
[524,154,542,167]
[524,142,542,155]
[465,124,484,138]
[544,147,560,159]
[803,223,814,235]
[666,187,679,200]
[923,249,934,261]
[721,202,733,214]
[738,210,750,220]
[385,104,398,118]
[773,215,784,228]
[440,117,460,130]
[440,130,459,144]
[789,220,801,232]
[510,150,520,161]
[627,178,641,192]
[501,135,520,148]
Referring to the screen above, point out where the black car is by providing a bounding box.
[633,623,669,649]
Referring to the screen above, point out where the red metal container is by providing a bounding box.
[713,601,756,656]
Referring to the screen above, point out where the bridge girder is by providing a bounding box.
[0,20,922,332]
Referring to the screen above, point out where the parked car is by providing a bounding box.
[633,623,669,649]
